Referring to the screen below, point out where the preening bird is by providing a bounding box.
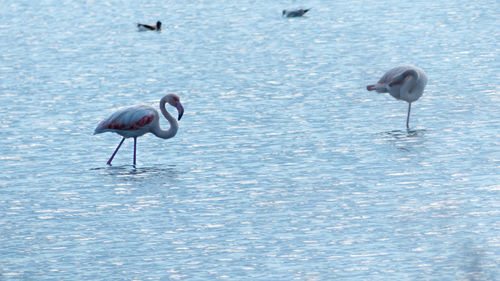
[94,94,184,166]
[137,21,162,31]
[282,9,310,17]
[366,66,427,129]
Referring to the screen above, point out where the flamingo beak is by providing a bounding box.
[176,102,184,121]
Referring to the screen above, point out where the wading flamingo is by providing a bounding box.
[94,94,184,166]
[366,65,427,129]
[137,21,161,31]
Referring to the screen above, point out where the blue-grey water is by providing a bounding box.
[1,0,499,280]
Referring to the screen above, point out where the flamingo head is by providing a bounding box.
[166,93,184,120]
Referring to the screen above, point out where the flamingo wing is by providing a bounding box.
[368,66,409,95]
[94,105,157,134]
[377,66,407,84]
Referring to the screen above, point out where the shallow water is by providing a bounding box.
[1,0,499,280]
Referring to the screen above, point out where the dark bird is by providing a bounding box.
[137,21,162,31]
[282,9,310,17]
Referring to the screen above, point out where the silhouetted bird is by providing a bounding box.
[137,21,162,31]
[282,9,310,17]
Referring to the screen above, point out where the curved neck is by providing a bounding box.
[152,98,178,139]
[401,69,418,96]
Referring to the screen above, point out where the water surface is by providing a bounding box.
[0,0,499,280]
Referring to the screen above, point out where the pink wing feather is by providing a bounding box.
[94,105,157,135]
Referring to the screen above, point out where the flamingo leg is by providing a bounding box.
[406,102,412,130]
[107,137,125,165]
[133,137,137,166]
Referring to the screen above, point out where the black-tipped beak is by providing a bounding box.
[176,102,184,121]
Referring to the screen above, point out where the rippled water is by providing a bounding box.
[1,0,499,280]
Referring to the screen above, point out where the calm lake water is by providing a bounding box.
[1,0,499,280]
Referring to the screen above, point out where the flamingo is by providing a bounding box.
[282,9,310,17]
[366,65,427,129]
[94,93,184,166]
[137,21,161,31]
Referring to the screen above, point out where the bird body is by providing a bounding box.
[137,21,162,31]
[94,105,158,138]
[94,94,183,165]
[366,65,427,129]
[282,9,310,17]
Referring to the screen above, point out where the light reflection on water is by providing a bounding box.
[0,0,499,280]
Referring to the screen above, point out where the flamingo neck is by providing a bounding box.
[152,98,178,139]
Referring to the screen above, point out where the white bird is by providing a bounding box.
[94,94,184,166]
[366,66,427,129]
